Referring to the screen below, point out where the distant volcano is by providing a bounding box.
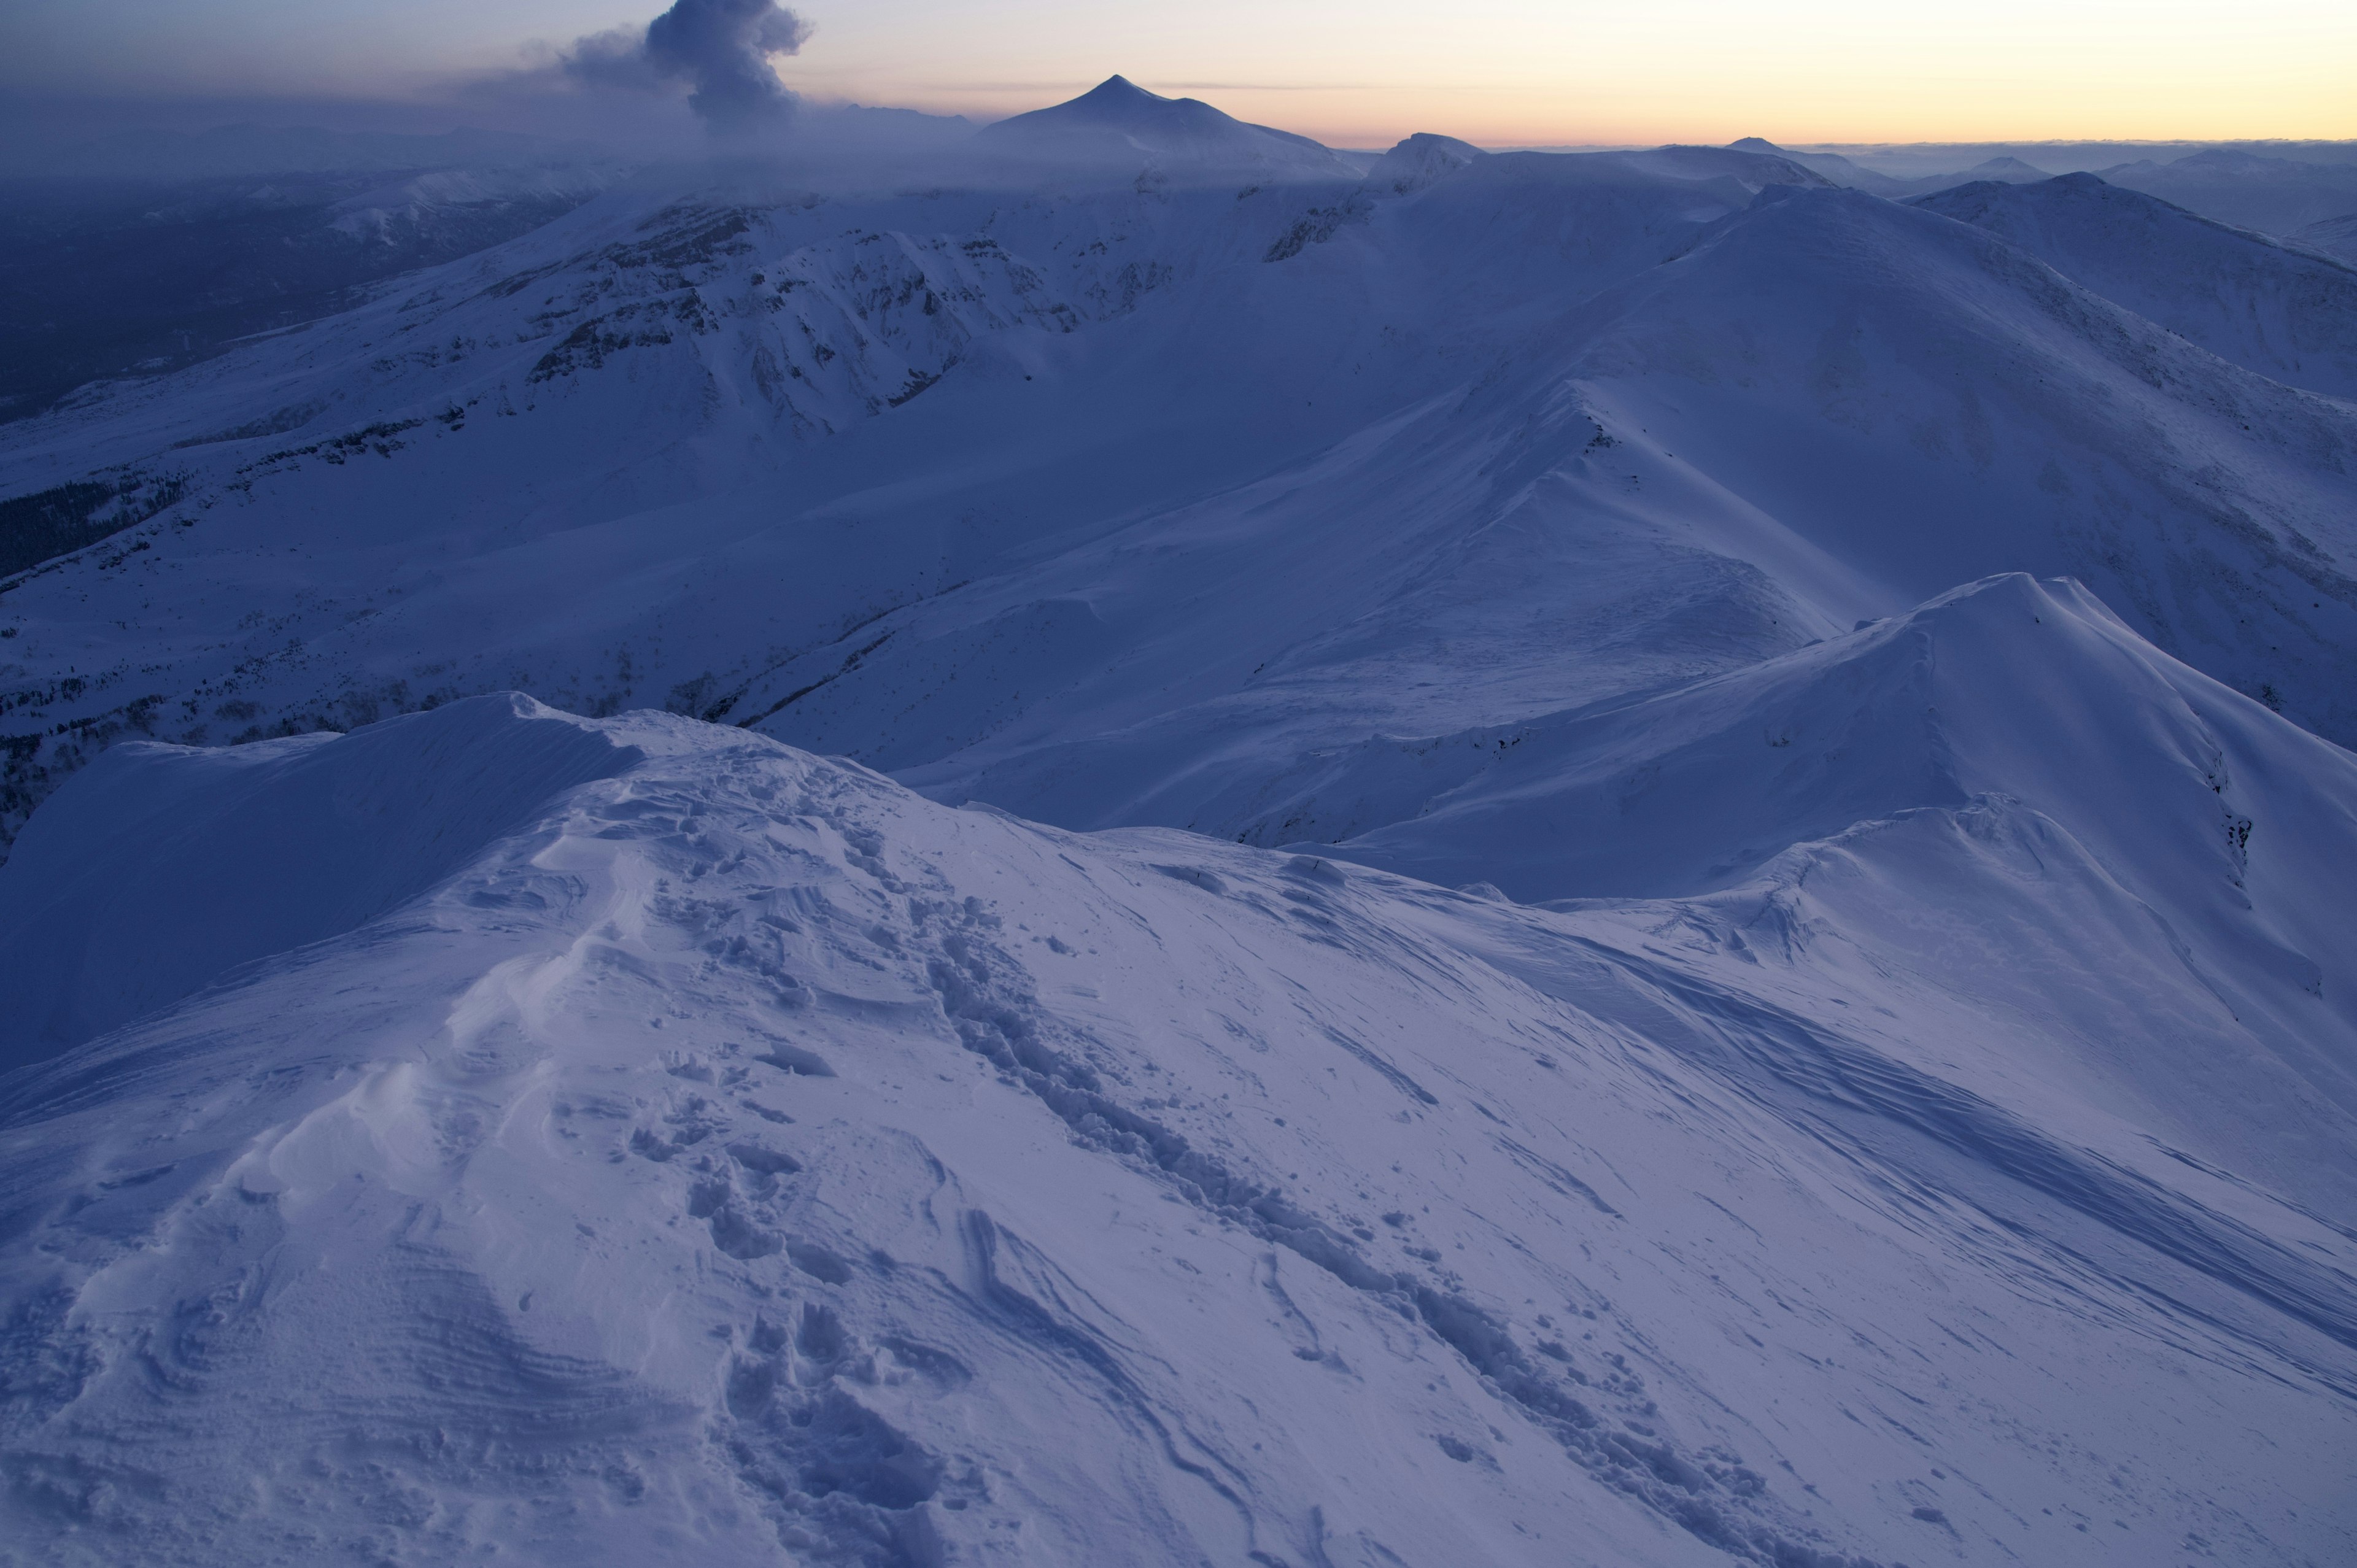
[978,74,1363,177]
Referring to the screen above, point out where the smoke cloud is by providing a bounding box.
[565,0,813,134]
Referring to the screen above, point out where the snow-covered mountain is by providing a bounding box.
[0,157,629,423]
[2,77,2356,1567]
[1726,141,2050,199]
[2299,210,2357,265]
[978,75,1367,182]
[1727,137,1908,195]
[2,678,2351,1566]
[4,112,2350,852]
[1914,172,2357,400]
[2099,147,2357,238]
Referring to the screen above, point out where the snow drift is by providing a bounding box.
[0,693,641,1068]
[1,668,2351,1566]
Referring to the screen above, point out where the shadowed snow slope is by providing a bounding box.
[2098,149,2357,239]
[1916,172,2357,400]
[2298,210,2357,265]
[5,134,2355,856]
[0,693,641,1067]
[1,689,2352,1566]
[1293,575,2357,1210]
[6,85,2356,1568]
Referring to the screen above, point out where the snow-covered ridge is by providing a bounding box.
[4,126,2353,867]
[1916,172,2357,400]
[4,76,2357,1567]
[1,669,2350,1565]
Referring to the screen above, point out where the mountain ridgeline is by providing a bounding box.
[0,80,2355,1568]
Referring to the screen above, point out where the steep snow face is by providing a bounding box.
[862,183,2357,838]
[1916,173,2357,400]
[1,690,2351,1567]
[1165,571,2357,1239]
[1554,187,2357,743]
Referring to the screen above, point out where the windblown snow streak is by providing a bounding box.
[1,82,2355,1568]
[0,673,2350,1566]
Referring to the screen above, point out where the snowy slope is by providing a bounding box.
[0,158,624,425]
[1,689,2351,1567]
[1542,187,2357,740]
[807,180,2357,837]
[2099,149,2357,238]
[2298,210,2357,265]
[4,79,2357,1564]
[0,96,2349,840]
[4,138,2355,857]
[0,136,1839,846]
[1916,173,2357,400]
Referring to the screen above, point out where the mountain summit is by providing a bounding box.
[979,74,1362,177]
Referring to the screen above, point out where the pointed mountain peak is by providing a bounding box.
[1370,133,1484,194]
[1051,75,1187,122]
[1070,75,1159,106]
[978,72,1356,177]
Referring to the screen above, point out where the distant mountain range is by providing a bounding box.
[2,78,2355,1568]
[1734,136,2357,236]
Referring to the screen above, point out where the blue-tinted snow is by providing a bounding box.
[1,83,2355,1567]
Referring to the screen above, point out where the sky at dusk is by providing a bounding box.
[3,0,2353,148]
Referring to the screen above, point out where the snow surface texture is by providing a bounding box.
[2,81,2356,1567]
[2,674,2353,1567]
[1,126,2353,855]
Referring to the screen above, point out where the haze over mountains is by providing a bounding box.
[1,73,2355,1568]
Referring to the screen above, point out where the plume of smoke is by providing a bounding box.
[564,0,813,134]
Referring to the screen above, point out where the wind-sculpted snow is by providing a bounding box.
[5,83,2356,1567]
[0,693,643,1068]
[1,690,2351,1565]
[1287,573,2357,1203]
